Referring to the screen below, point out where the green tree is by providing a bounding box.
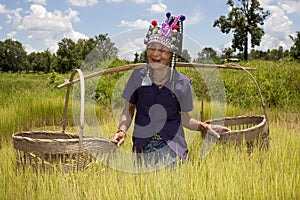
[178,49,191,63]
[55,38,80,73]
[0,39,28,72]
[94,34,118,62]
[27,49,53,73]
[81,34,119,70]
[222,47,234,59]
[194,47,218,63]
[133,52,139,63]
[213,0,270,61]
[277,46,284,60]
[139,50,147,63]
[76,38,96,62]
[289,31,300,60]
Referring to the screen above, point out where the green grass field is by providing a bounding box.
[0,61,299,199]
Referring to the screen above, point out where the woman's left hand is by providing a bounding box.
[206,124,230,139]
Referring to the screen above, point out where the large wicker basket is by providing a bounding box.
[12,69,116,172]
[201,66,269,149]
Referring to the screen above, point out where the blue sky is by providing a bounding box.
[0,0,299,59]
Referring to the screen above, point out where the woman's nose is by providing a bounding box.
[152,48,161,56]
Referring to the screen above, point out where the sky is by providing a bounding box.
[0,0,299,60]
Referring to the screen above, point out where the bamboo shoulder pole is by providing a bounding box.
[57,62,256,89]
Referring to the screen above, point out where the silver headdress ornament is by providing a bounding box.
[144,12,186,55]
[142,12,186,91]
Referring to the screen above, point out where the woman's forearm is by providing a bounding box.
[118,102,135,133]
[181,112,208,132]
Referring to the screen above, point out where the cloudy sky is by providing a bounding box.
[0,0,299,59]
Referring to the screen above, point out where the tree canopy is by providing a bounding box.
[0,39,28,72]
[289,31,300,60]
[0,29,299,74]
[213,0,270,61]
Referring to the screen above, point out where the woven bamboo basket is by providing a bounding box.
[12,69,117,172]
[201,66,269,149]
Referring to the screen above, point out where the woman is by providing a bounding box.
[109,13,229,167]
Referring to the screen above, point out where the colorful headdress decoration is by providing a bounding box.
[144,12,186,55]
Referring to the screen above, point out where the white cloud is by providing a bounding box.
[0,25,2,31]
[149,2,167,13]
[27,0,47,5]
[0,4,6,13]
[259,0,273,7]
[106,0,123,3]
[21,4,87,52]
[68,0,98,7]
[6,31,17,39]
[118,38,144,60]
[279,0,300,14]
[24,44,37,53]
[257,5,294,50]
[0,4,23,28]
[119,19,149,29]
[134,0,153,4]
[187,11,202,25]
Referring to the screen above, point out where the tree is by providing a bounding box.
[222,47,234,59]
[178,49,192,63]
[55,38,78,73]
[94,34,118,62]
[213,0,270,61]
[289,31,300,60]
[0,39,28,72]
[27,49,53,73]
[194,47,218,63]
[133,52,139,63]
[76,38,96,62]
[138,50,147,63]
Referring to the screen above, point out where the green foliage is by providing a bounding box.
[213,0,270,60]
[289,31,300,60]
[0,121,299,199]
[89,58,130,107]
[178,49,192,62]
[249,47,288,61]
[28,49,53,73]
[194,47,219,63]
[0,63,299,200]
[0,39,28,72]
[221,60,300,111]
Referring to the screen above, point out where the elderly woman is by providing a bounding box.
[110,12,229,168]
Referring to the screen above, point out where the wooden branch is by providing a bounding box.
[57,62,256,89]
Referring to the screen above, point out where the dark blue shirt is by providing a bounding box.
[122,66,193,159]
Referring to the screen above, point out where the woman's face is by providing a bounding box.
[147,42,172,70]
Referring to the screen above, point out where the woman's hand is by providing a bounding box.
[206,124,231,139]
[109,130,126,147]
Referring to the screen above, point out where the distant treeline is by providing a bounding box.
[0,32,300,74]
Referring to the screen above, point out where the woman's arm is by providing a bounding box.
[180,112,230,138]
[109,102,135,146]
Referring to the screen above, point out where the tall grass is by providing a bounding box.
[0,73,66,137]
[0,61,299,199]
[1,120,299,199]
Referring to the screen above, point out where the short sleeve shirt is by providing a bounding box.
[122,66,193,158]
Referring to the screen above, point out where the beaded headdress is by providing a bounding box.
[144,12,186,55]
[142,12,186,91]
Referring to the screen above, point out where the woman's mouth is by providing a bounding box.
[151,58,161,63]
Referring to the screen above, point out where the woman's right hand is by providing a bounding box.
[109,130,126,147]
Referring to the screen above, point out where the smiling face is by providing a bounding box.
[147,42,172,70]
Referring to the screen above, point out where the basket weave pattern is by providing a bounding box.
[204,115,268,144]
[12,69,116,172]
[201,66,269,147]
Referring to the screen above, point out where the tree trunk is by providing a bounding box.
[244,36,248,61]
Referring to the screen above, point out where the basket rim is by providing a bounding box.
[12,130,112,144]
[205,115,267,135]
